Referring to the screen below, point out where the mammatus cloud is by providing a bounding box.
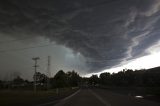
[0,0,160,73]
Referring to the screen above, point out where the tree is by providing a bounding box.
[33,72,48,85]
[0,80,3,89]
[124,69,135,86]
[99,72,111,85]
[13,76,24,85]
[89,75,99,86]
[53,70,68,88]
[67,70,81,87]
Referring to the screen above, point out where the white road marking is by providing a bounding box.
[36,100,58,106]
[37,89,111,106]
[36,90,80,106]
[62,89,81,101]
[54,89,81,106]
[89,89,111,106]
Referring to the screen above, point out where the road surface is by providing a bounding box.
[54,88,160,106]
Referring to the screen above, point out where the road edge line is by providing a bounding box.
[36,89,80,106]
[54,89,81,106]
[89,89,111,106]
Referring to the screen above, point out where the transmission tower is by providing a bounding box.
[47,56,51,90]
[32,57,40,93]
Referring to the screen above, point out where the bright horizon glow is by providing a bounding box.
[85,42,160,77]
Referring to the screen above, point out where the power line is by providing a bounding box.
[0,36,34,44]
[0,43,55,53]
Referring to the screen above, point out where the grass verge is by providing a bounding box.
[0,87,79,106]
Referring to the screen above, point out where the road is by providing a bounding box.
[54,88,160,106]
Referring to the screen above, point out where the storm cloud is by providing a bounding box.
[0,0,160,73]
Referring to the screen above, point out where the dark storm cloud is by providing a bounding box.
[0,0,160,72]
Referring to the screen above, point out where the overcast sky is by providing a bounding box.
[0,0,160,80]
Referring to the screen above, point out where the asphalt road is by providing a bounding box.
[54,88,160,106]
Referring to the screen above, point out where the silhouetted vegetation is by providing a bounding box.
[0,70,81,90]
[51,70,68,88]
[67,71,81,87]
[33,72,48,85]
[98,67,160,87]
[0,67,160,90]
[1,67,160,104]
[87,67,160,100]
[52,70,81,88]
[89,75,99,86]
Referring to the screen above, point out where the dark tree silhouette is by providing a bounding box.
[33,72,48,85]
[67,70,81,87]
[89,75,99,86]
[97,67,160,87]
[53,70,68,88]
[99,72,111,85]
[13,76,24,85]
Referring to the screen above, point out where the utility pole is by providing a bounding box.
[32,57,40,93]
[47,56,51,90]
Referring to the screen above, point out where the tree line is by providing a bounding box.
[0,67,160,90]
[0,70,81,90]
[89,67,160,87]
